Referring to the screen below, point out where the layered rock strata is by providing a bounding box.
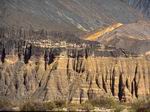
[0,55,149,104]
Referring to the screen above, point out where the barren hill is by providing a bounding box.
[97,21,150,54]
[0,0,145,33]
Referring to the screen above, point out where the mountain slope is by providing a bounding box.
[97,21,150,54]
[0,0,144,32]
[122,0,150,18]
[84,23,123,41]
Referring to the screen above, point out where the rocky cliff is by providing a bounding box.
[0,55,149,103]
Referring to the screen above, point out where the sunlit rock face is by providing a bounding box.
[0,55,149,103]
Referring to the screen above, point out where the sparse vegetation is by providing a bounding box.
[0,98,12,108]
[80,101,94,111]
[43,102,56,110]
[53,100,66,108]
[20,101,46,111]
[0,97,15,111]
[90,96,117,109]
[89,96,126,112]
[0,96,149,111]
[114,105,126,112]
[67,97,125,111]
[130,97,150,112]
[20,100,66,111]
[67,101,94,111]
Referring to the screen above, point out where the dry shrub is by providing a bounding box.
[131,97,150,112]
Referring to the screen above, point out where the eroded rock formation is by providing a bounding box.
[0,54,149,104]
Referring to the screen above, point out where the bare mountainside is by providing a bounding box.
[0,0,145,32]
[123,0,150,18]
[97,21,150,54]
[83,21,150,54]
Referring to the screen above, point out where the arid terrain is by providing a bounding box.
[0,0,150,111]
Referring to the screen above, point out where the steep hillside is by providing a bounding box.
[122,0,150,18]
[84,23,123,41]
[0,0,144,32]
[97,21,150,54]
